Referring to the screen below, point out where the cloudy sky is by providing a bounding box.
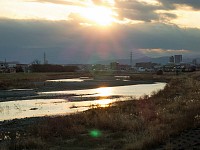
[1,0,200,64]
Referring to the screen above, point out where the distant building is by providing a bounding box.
[118,64,131,71]
[0,61,13,73]
[7,62,17,68]
[0,61,6,69]
[174,55,182,64]
[0,61,30,73]
[169,56,175,63]
[16,64,30,72]
[163,63,196,72]
[91,64,107,71]
[76,64,91,71]
[163,64,175,72]
[109,62,131,71]
[192,59,197,65]
[110,62,119,70]
[135,62,159,72]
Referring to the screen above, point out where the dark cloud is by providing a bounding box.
[114,0,200,23]
[117,8,159,22]
[115,0,177,22]
[115,0,159,22]
[162,13,177,19]
[0,19,199,63]
[159,0,200,10]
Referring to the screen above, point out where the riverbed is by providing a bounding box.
[0,79,166,121]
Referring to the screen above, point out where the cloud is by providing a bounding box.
[91,0,115,6]
[117,8,159,22]
[92,0,105,5]
[0,19,200,63]
[140,48,190,56]
[21,0,199,27]
[24,0,178,23]
[114,0,200,25]
[24,0,195,26]
[115,0,177,22]
[24,0,86,6]
[159,0,200,10]
[115,0,159,22]
[25,0,113,7]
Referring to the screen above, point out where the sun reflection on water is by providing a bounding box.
[96,87,112,96]
[0,83,166,121]
[96,99,113,107]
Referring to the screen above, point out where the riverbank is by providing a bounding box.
[0,72,200,149]
[0,72,92,90]
[0,72,174,90]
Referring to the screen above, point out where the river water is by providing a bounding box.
[0,82,166,121]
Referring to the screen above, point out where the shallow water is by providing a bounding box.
[0,83,166,121]
[0,99,120,121]
[46,77,93,82]
[40,82,165,97]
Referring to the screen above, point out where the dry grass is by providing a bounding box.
[0,73,200,149]
[0,137,46,150]
[0,72,91,89]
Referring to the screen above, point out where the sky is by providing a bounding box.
[0,0,200,64]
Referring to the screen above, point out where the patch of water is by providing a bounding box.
[0,82,166,121]
[40,82,166,97]
[0,98,123,121]
[46,77,93,82]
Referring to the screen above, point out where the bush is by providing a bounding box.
[156,70,163,75]
[31,64,79,72]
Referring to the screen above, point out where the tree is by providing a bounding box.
[31,59,41,65]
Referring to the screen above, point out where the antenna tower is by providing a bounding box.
[130,51,133,67]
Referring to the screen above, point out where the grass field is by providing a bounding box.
[0,71,183,90]
[0,72,92,90]
[0,72,200,149]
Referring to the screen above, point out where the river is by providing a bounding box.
[0,82,166,121]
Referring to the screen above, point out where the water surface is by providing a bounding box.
[0,82,166,121]
[40,82,165,97]
[46,77,93,82]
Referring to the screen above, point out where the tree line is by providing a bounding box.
[31,64,79,72]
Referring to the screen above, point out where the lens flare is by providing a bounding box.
[89,129,102,138]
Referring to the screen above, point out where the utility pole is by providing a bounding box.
[44,52,48,64]
[4,58,7,67]
[44,52,46,64]
[130,51,133,68]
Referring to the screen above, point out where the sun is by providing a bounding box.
[80,6,116,26]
